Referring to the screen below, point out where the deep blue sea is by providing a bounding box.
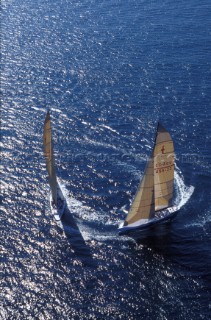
[1,0,211,319]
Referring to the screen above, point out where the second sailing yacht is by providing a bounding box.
[43,111,66,226]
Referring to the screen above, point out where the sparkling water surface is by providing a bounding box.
[1,0,211,319]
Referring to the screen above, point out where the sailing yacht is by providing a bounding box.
[43,111,66,226]
[118,123,178,236]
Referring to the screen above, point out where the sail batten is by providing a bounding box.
[154,179,174,185]
[155,140,173,145]
[43,111,58,204]
[123,122,175,227]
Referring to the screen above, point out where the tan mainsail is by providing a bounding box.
[124,153,155,226]
[123,122,174,227]
[43,111,57,204]
[154,123,174,211]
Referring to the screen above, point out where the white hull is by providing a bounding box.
[49,185,66,229]
[118,206,178,237]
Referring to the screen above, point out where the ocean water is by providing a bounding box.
[1,0,211,319]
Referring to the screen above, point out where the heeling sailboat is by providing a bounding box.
[43,110,66,225]
[118,122,178,236]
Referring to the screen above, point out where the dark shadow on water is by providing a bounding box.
[57,198,95,265]
[53,184,92,256]
[129,220,211,282]
[131,221,175,251]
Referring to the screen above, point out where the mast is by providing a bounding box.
[43,111,58,204]
[153,123,174,211]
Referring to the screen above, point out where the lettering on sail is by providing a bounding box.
[155,154,174,173]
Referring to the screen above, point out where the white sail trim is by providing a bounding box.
[155,204,168,211]
[119,218,149,229]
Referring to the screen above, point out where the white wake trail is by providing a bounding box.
[57,166,195,242]
[174,164,194,209]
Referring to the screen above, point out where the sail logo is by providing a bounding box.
[161,145,165,154]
